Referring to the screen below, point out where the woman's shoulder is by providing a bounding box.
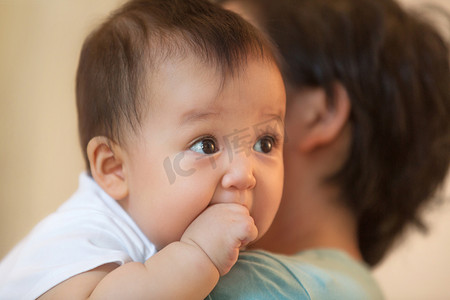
[208,249,384,300]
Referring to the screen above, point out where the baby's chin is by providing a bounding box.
[247,227,269,248]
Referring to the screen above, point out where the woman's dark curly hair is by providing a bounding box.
[218,0,450,266]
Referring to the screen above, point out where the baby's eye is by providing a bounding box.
[253,136,275,154]
[190,137,218,155]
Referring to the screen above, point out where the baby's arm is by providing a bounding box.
[39,203,257,300]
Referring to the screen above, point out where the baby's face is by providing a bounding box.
[120,55,285,250]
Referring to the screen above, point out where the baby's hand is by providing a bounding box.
[180,203,258,276]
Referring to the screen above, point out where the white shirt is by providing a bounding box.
[0,173,156,299]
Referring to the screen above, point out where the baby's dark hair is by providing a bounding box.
[76,0,277,172]
[219,0,450,266]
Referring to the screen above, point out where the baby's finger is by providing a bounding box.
[237,216,258,247]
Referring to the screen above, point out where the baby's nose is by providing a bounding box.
[221,153,256,191]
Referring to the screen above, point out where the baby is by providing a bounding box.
[0,0,285,298]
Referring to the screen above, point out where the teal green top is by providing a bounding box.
[207,249,383,299]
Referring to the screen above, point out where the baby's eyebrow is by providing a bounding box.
[262,113,285,126]
[179,110,220,126]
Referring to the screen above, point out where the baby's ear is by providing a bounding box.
[87,136,128,201]
[292,82,351,153]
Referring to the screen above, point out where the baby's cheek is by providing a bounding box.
[254,165,284,238]
[252,196,279,240]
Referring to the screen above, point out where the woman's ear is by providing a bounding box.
[87,136,128,201]
[292,82,351,153]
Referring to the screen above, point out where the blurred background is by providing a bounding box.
[0,0,449,298]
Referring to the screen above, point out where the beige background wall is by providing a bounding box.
[0,0,449,299]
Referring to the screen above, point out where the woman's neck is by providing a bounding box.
[250,181,362,262]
